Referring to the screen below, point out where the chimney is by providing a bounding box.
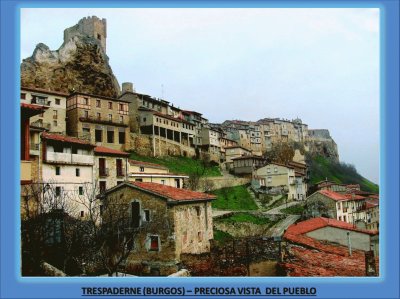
[122,82,135,93]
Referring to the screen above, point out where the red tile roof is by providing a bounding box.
[153,112,193,125]
[285,217,378,237]
[128,159,168,170]
[21,103,47,111]
[281,217,379,276]
[94,146,129,156]
[318,190,365,201]
[42,132,93,146]
[365,199,379,209]
[129,181,216,201]
[130,172,188,177]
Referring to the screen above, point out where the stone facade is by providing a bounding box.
[101,183,214,276]
[66,93,130,151]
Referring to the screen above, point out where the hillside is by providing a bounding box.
[129,152,222,177]
[308,156,379,193]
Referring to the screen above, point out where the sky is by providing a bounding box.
[20,8,380,184]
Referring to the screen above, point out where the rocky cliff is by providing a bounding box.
[21,35,120,98]
[307,129,339,162]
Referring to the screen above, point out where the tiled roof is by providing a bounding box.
[281,217,379,276]
[153,112,193,125]
[130,172,188,177]
[225,146,251,151]
[285,217,378,237]
[21,103,47,111]
[94,146,129,156]
[318,190,365,201]
[42,132,93,146]
[128,181,216,201]
[365,199,379,209]
[288,161,307,168]
[128,159,168,170]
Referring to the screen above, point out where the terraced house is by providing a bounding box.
[66,92,130,151]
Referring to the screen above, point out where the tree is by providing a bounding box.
[187,152,212,191]
[267,142,295,165]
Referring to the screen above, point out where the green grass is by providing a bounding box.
[309,156,379,194]
[280,204,304,215]
[211,185,258,210]
[213,229,233,244]
[219,212,272,225]
[129,152,222,177]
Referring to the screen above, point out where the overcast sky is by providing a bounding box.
[20,8,380,184]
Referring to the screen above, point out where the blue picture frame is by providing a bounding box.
[1,0,399,298]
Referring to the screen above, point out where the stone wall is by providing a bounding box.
[196,177,250,192]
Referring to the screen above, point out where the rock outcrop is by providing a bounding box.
[21,35,120,98]
[308,129,339,162]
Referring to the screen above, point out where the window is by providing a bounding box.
[53,120,58,127]
[107,130,114,143]
[161,180,166,185]
[149,235,159,251]
[76,168,80,177]
[274,167,278,172]
[119,116,123,123]
[195,206,201,217]
[139,166,144,172]
[198,231,203,242]
[79,186,83,195]
[80,211,84,218]
[55,98,61,105]
[55,186,61,196]
[53,144,63,153]
[99,181,106,193]
[84,110,89,118]
[135,179,143,182]
[99,205,104,216]
[21,93,26,100]
[144,210,150,222]
[97,34,101,40]
[119,103,124,111]
[83,97,89,105]
[96,100,100,108]
[95,129,102,142]
[97,112,101,120]
[116,159,123,177]
[108,114,112,122]
[143,117,146,122]
[175,179,181,188]
[99,158,106,176]
[55,166,60,175]
[119,131,125,144]
[131,202,140,228]
[108,102,112,109]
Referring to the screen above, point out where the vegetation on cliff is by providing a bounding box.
[308,156,379,193]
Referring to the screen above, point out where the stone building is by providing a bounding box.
[224,146,251,170]
[64,16,107,52]
[94,146,129,193]
[231,155,267,176]
[128,160,188,188]
[100,181,215,276]
[304,190,367,223]
[66,92,130,151]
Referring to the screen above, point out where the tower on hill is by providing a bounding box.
[63,16,107,53]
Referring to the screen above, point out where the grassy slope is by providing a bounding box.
[129,152,221,177]
[309,156,379,193]
[211,185,258,210]
[219,212,271,225]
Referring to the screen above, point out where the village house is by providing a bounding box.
[352,198,379,231]
[304,190,367,224]
[280,217,379,276]
[315,180,347,193]
[231,155,267,176]
[253,162,306,200]
[182,110,208,149]
[40,132,96,219]
[100,181,215,276]
[94,146,129,193]
[21,87,68,134]
[200,127,223,162]
[128,160,188,188]
[21,103,49,219]
[66,92,130,151]
[139,107,196,157]
[224,145,252,170]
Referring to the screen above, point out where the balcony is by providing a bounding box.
[99,168,109,177]
[46,151,94,165]
[31,120,51,130]
[21,161,32,182]
[31,98,51,106]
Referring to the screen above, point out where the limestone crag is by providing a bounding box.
[21,35,120,98]
[308,129,339,162]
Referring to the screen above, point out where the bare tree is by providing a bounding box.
[187,152,212,191]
